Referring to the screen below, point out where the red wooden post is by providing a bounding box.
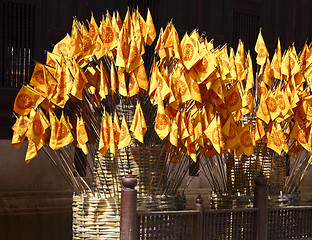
[254,170,268,240]
[120,170,137,240]
[193,194,204,240]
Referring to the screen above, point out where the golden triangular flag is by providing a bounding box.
[155,87,170,140]
[76,116,88,155]
[130,102,147,143]
[118,115,132,149]
[144,9,157,46]
[255,29,269,65]
[99,112,110,155]
[14,85,42,116]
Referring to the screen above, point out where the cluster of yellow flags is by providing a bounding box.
[11,8,312,164]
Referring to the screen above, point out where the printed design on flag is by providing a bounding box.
[229,123,237,139]
[16,93,33,110]
[228,91,239,107]
[34,70,45,84]
[57,122,69,140]
[57,43,70,55]
[240,131,252,147]
[33,119,44,136]
[196,57,208,72]
[272,131,282,147]
[101,27,114,43]
[256,43,267,58]
[129,45,138,63]
[182,43,194,61]
[74,74,85,91]
[298,129,308,145]
[119,124,128,141]
[211,127,220,145]
[155,113,167,131]
[89,24,96,39]
[275,95,286,110]
[273,58,280,71]
[78,124,87,144]
[265,97,277,112]
[121,42,130,60]
[192,81,200,94]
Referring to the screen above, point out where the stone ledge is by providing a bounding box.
[0,190,73,215]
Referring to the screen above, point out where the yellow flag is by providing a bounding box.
[245,51,254,91]
[71,62,88,100]
[12,115,29,136]
[265,90,280,121]
[76,116,88,155]
[277,123,288,153]
[290,45,301,76]
[225,82,242,113]
[108,114,116,155]
[155,87,170,140]
[229,47,237,80]
[99,62,109,100]
[186,70,202,103]
[185,115,197,162]
[275,86,291,118]
[260,56,272,88]
[99,112,110,155]
[52,34,71,56]
[181,33,200,70]
[281,48,290,78]
[130,102,147,143]
[204,114,223,154]
[302,96,312,122]
[116,27,129,68]
[144,9,157,46]
[118,115,132,149]
[290,121,310,152]
[88,13,99,41]
[118,67,128,97]
[235,41,247,81]
[14,85,41,116]
[255,29,269,65]
[25,140,38,164]
[128,72,140,97]
[169,117,179,147]
[110,61,117,95]
[26,110,46,147]
[155,29,167,59]
[133,64,148,90]
[238,124,254,156]
[127,36,144,73]
[194,53,217,82]
[100,14,118,53]
[113,110,121,146]
[256,93,270,124]
[46,51,60,68]
[170,67,192,103]
[267,123,283,155]
[55,113,74,150]
[271,38,282,79]
[254,118,265,143]
[69,19,83,57]
[49,111,59,150]
[241,89,254,115]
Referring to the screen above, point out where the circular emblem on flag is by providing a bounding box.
[119,124,128,142]
[78,124,87,144]
[192,81,200,94]
[273,58,280,72]
[236,63,243,76]
[271,131,282,147]
[57,122,69,140]
[275,95,286,111]
[265,97,277,112]
[277,130,286,145]
[298,129,308,145]
[157,76,164,91]
[240,130,252,147]
[47,59,56,68]
[229,123,237,140]
[257,44,267,58]
[260,86,268,96]
[35,70,45,84]
[172,128,178,139]
[129,45,138,64]
[155,113,167,131]
[89,24,96,39]
[177,80,187,97]
[16,93,33,110]
[57,43,69,56]
[128,77,136,92]
[228,91,239,107]
[82,37,92,52]
[211,127,220,145]
[101,27,114,44]
[196,57,208,72]
[74,73,85,91]
[182,43,194,62]
[121,42,130,60]
[33,119,44,137]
